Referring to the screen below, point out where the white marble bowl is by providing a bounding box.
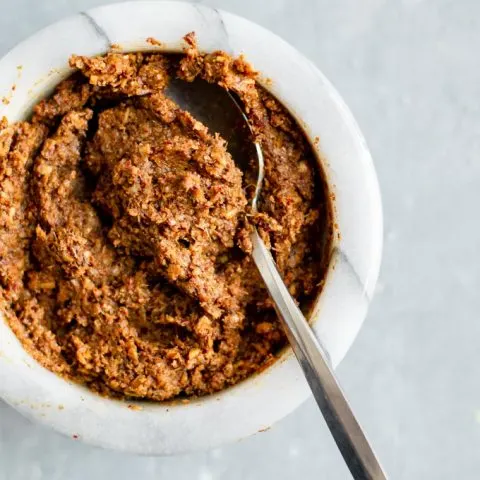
[0,1,382,454]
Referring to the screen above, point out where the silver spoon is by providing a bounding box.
[166,78,387,480]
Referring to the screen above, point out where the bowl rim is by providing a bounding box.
[0,1,383,455]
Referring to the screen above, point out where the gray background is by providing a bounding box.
[1,0,479,478]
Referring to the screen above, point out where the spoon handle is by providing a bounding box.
[251,230,387,480]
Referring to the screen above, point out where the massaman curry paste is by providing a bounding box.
[0,35,332,401]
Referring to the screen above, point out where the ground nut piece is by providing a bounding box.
[0,40,331,401]
[178,31,204,81]
[70,52,169,96]
[32,75,91,124]
[195,315,215,349]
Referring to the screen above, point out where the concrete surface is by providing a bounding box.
[1,0,479,478]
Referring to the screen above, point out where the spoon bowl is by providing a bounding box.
[166,76,264,210]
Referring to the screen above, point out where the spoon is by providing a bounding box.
[166,78,387,480]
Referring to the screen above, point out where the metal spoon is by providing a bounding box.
[166,78,387,480]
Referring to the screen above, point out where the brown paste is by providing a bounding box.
[0,35,332,401]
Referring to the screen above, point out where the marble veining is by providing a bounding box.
[336,248,370,303]
[193,5,232,53]
[80,11,111,49]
